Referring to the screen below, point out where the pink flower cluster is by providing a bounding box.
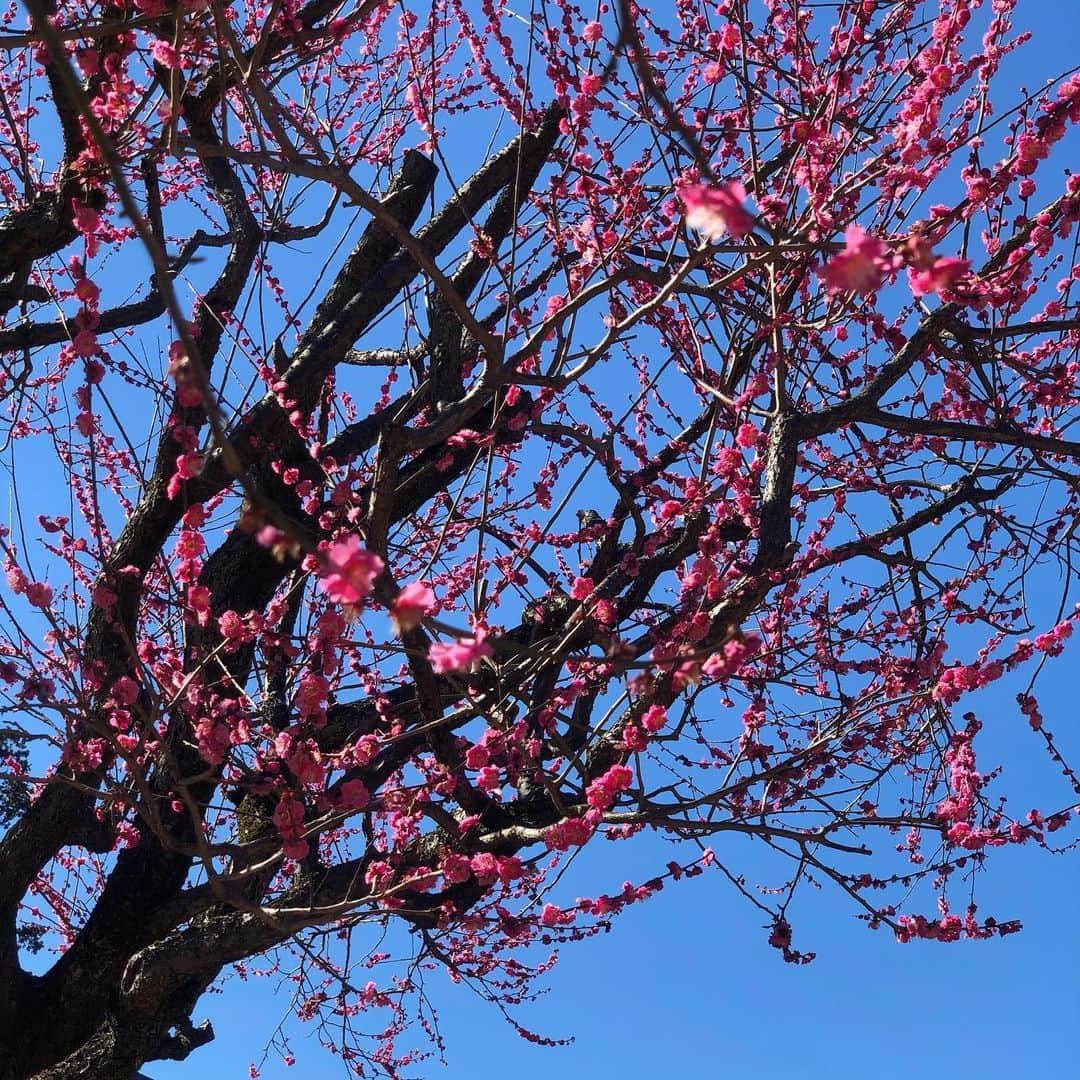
[586,764,634,810]
[273,795,308,860]
[543,815,594,851]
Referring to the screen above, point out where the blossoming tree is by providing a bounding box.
[1,0,1079,1075]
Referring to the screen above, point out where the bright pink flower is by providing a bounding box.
[76,49,100,76]
[582,21,603,43]
[175,452,204,480]
[391,581,435,633]
[470,852,498,882]
[580,73,603,96]
[288,743,326,787]
[317,536,383,606]
[820,225,887,294]
[476,765,502,793]
[428,636,493,674]
[681,182,754,240]
[73,204,100,236]
[112,676,139,705]
[218,609,244,641]
[295,672,330,717]
[641,704,668,733]
[592,598,616,626]
[571,576,594,600]
[735,422,759,448]
[543,816,593,851]
[496,855,524,882]
[195,716,230,764]
[540,903,565,927]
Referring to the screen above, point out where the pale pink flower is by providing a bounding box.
[428,636,493,674]
[820,225,887,294]
[908,256,970,296]
[681,182,754,240]
[390,581,435,633]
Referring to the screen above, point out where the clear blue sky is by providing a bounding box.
[129,4,1080,1077]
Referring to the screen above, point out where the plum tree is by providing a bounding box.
[0,0,1078,1075]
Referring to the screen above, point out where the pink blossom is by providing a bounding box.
[72,330,98,357]
[338,778,370,810]
[74,278,100,304]
[391,581,435,633]
[150,39,181,68]
[195,716,230,765]
[470,852,498,882]
[735,422,759,449]
[112,676,139,705]
[681,182,754,240]
[442,852,472,884]
[580,73,603,96]
[295,673,330,718]
[543,816,593,851]
[586,763,634,810]
[592,598,616,625]
[496,855,524,882]
[428,636,493,674]
[317,536,384,606]
[76,49,100,76]
[288,743,326,787]
[25,582,53,608]
[641,704,668,733]
[476,765,502,793]
[175,452,204,480]
[582,21,603,43]
[540,903,566,927]
[908,256,970,296]
[72,203,100,236]
[570,576,594,600]
[820,225,887,294]
[218,610,245,641]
